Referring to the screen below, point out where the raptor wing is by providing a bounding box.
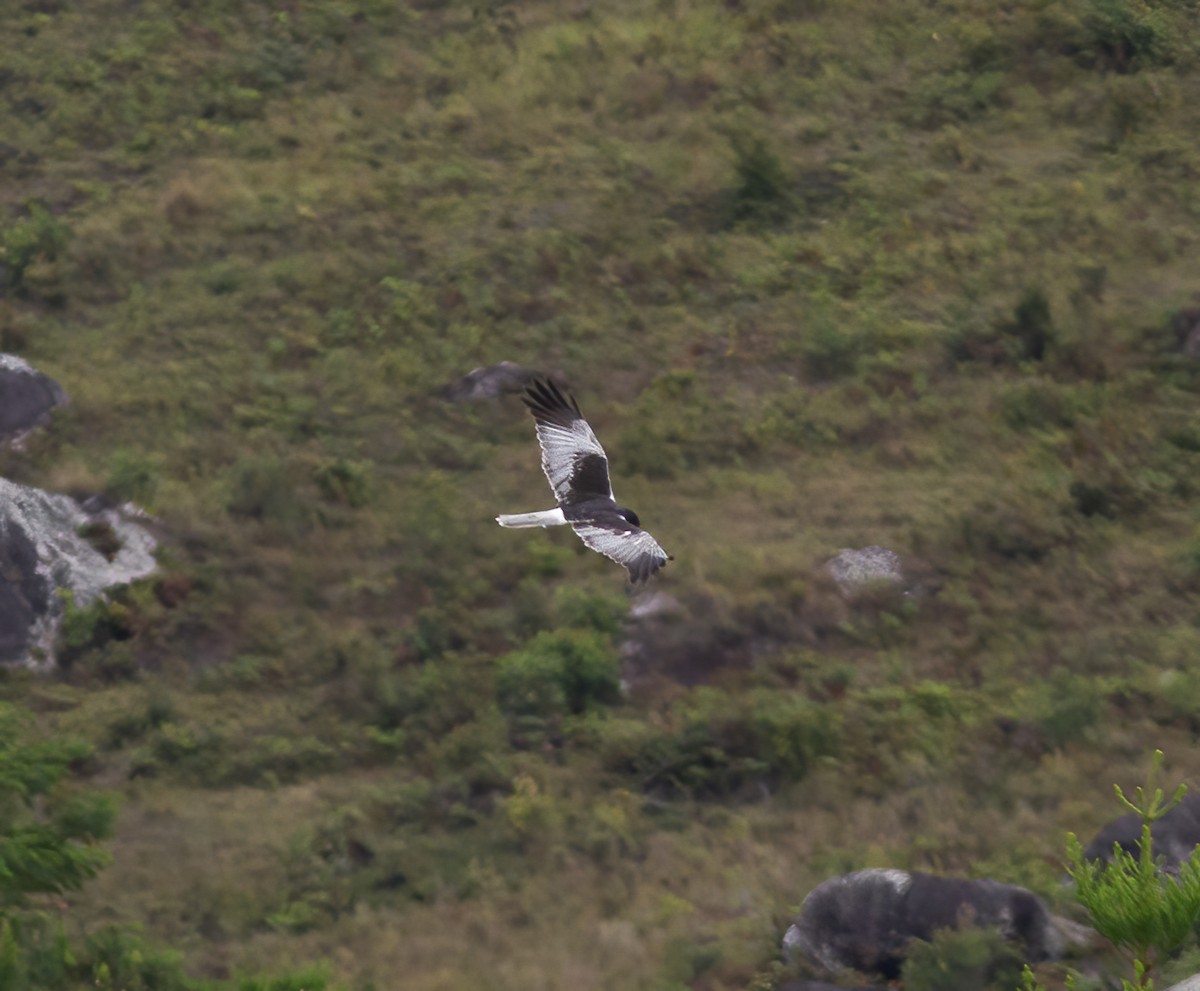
[523,377,613,504]
[572,523,670,583]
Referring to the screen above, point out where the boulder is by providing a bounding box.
[441,361,532,402]
[1083,792,1200,873]
[0,478,156,668]
[1164,976,1200,991]
[784,869,1084,978]
[0,354,67,445]
[826,546,903,594]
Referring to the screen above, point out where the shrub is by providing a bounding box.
[901,925,1024,991]
[77,521,122,561]
[1003,288,1056,364]
[999,381,1077,433]
[955,495,1070,562]
[799,305,873,382]
[106,449,160,506]
[552,586,626,636]
[313,458,372,508]
[495,630,621,723]
[729,132,792,221]
[1080,0,1177,72]
[1,203,70,291]
[904,70,1006,128]
[599,687,840,798]
[225,456,309,528]
[1035,671,1103,749]
[57,592,135,675]
[946,289,1058,368]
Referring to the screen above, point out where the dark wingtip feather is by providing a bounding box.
[523,375,582,424]
[628,553,668,584]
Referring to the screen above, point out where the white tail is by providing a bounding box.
[496,508,567,528]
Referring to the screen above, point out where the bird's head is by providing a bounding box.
[619,508,641,528]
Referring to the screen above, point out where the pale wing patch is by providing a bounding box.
[572,524,670,583]
[535,420,612,503]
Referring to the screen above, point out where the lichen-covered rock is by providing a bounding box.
[784,869,1085,978]
[441,361,532,402]
[826,546,903,593]
[0,354,67,445]
[0,478,157,668]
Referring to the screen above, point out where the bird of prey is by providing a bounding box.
[497,377,671,583]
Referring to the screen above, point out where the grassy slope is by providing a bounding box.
[2,0,1200,987]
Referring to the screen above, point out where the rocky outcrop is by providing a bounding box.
[0,354,67,446]
[0,478,156,668]
[441,361,532,402]
[784,869,1089,978]
[1083,792,1200,873]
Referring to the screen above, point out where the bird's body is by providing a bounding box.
[497,378,670,583]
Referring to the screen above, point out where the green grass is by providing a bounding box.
[2,0,1200,987]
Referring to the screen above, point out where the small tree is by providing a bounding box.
[0,704,115,914]
[1047,750,1200,991]
[0,702,116,988]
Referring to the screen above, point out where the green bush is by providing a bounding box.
[1035,671,1103,749]
[1,203,70,291]
[106,449,160,506]
[495,630,621,723]
[946,289,1058,368]
[552,586,626,636]
[729,132,792,221]
[1081,0,1177,72]
[599,687,840,798]
[905,70,1006,128]
[313,458,372,509]
[901,925,1024,991]
[225,456,310,528]
[955,495,1071,562]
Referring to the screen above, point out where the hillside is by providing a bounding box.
[2,0,1200,988]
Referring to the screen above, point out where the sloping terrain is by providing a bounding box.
[2,0,1200,988]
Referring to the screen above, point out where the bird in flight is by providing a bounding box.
[497,377,671,583]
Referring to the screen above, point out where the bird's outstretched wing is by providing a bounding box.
[572,523,671,583]
[523,378,613,504]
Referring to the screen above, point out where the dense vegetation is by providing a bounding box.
[2,0,1200,987]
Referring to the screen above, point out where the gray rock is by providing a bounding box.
[1164,976,1200,991]
[826,546,903,593]
[784,869,1087,978]
[0,478,157,668]
[1083,792,1200,874]
[442,361,532,402]
[0,354,67,446]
